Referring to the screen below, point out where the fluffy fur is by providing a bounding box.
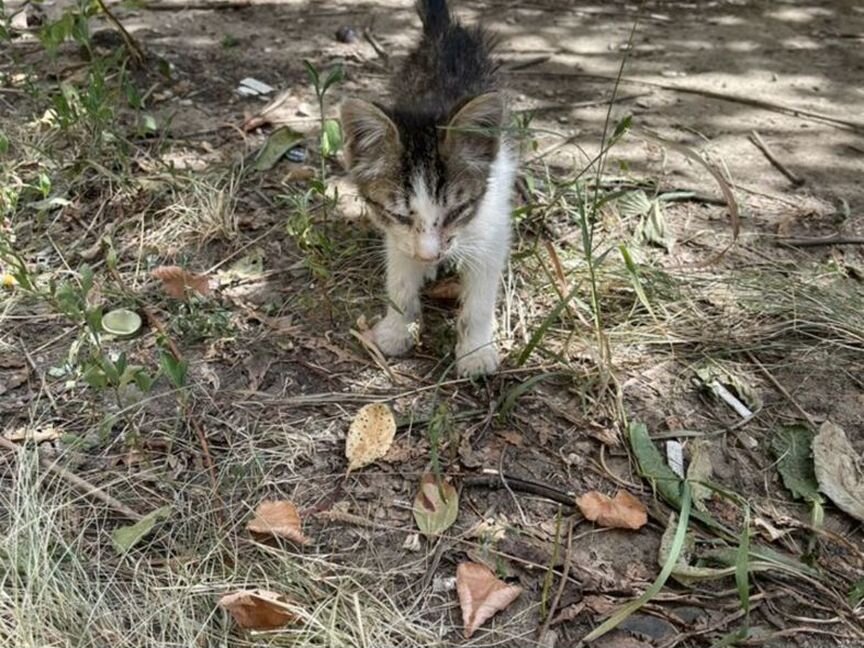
[340,0,516,377]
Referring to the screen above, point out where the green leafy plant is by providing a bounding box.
[303,60,344,181]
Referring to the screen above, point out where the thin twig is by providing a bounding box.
[516,93,649,115]
[507,71,864,133]
[463,469,577,507]
[748,130,804,186]
[94,0,145,65]
[776,235,864,248]
[747,352,817,427]
[503,55,552,71]
[362,28,390,64]
[0,436,143,520]
[538,517,575,640]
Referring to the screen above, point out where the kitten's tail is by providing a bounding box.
[416,0,450,36]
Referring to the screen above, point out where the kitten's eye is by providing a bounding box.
[443,203,471,227]
[368,198,412,226]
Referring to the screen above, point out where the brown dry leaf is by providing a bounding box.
[151,265,211,299]
[812,421,864,522]
[576,490,648,530]
[426,276,461,301]
[345,403,396,471]
[218,589,300,630]
[456,562,522,639]
[247,500,309,545]
[583,594,617,616]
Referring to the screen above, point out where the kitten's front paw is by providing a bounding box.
[370,315,416,356]
[456,344,499,378]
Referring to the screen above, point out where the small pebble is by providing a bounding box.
[286,147,306,163]
[335,25,359,44]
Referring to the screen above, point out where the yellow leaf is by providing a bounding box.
[345,403,396,471]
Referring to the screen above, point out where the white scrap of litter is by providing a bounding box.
[237,77,274,96]
[712,381,753,419]
[666,440,685,478]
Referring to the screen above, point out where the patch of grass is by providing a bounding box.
[0,441,443,648]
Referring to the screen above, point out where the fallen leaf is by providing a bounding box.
[770,424,822,503]
[426,276,461,301]
[253,126,305,171]
[576,490,647,530]
[812,421,864,522]
[151,265,211,299]
[686,439,714,511]
[218,589,300,630]
[617,190,653,218]
[247,500,309,544]
[456,562,522,639]
[4,424,59,443]
[413,473,459,537]
[636,200,674,251]
[583,595,617,616]
[111,505,171,554]
[345,402,396,471]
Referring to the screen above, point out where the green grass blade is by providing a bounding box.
[735,505,751,618]
[496,371,568,419]
[619,243,657,319]
[517,281,583,366]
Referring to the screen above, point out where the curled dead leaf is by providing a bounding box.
[412,473,459,536]
[576,490,648,530]
[247,500,309,544]
[151,265,212,299]
[345,402,396,471]
[218,589,300,630]
[812,421,864,522]
[456,562,522,639]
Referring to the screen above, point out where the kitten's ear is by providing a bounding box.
[340,99,400,178]
[442,93,505,172]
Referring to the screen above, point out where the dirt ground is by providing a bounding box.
[1,0,863,647]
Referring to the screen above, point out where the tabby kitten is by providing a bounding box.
[340,0,516,377]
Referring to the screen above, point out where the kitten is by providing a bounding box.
[340,0,516,377]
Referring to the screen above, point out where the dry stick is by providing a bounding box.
[516,93,650,116]
[747,352,817,427]
[362,28,390,64]
[777,235,864,248]
[93,0,144,65]
[538,517,575,641]
[748,130,805,187]
[0,436,144,520]
[462,469,577,508]
[507,71,864,133]
[503,55,552,71]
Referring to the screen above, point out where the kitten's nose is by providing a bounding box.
[416,250,439,263]
[415,234,440,263]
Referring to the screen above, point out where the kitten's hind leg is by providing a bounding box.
[370,235,426,356]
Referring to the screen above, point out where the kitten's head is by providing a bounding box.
[340,93,505,263]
